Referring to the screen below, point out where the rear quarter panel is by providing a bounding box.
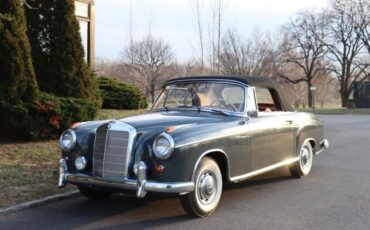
[293,112,324,155]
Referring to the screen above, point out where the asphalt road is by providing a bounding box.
[1,115,370,230]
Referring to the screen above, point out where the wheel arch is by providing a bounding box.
[296,136,316,156]
[191,149,230,183]
[296,124,318,155]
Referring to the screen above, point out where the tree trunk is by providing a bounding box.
[150,79,156,103]
[340,90,350,108]
[307,81,313,108]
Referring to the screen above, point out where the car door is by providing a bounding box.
[247,87,295,171]
[248,114,295,171]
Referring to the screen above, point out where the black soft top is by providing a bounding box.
[165,76,295,112]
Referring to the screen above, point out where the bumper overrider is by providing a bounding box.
[58,159,194,198]
[315,139,330,155]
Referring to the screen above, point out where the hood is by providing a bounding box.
[120,110,230,131]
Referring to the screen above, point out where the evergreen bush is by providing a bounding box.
[98,77,148,110]
[25,0,99,102]
[0,93,100,140]
[0,0,39,104]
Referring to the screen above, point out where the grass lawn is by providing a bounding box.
[297,108,370,115]
[0,141,75,209]
[0,109,145,209]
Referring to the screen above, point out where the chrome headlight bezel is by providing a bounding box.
[153,132,175,160]
[59,129,77,152]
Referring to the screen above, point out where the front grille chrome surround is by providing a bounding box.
[93,121,137,178]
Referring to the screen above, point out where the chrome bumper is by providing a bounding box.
[58,159,194,198]
[315,139,329,155]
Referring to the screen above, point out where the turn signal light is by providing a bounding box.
[155,165,165,173]
[70,122,81,128]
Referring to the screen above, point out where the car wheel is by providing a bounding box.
[290,141,313,178]
[180,157,223,217]
[78,186,112,200]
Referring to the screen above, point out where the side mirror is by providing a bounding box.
[247,110,258,117]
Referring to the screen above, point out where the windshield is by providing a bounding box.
[152,81,245,113]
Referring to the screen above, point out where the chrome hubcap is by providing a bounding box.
[300,147,312,173]
[301,148,309,166]
[198,171,217,205]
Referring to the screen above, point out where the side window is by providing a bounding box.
[222,86,245,112]
[255,87,283,112]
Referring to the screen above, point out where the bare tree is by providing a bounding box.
[352,0,370,56]
[189,0,205,73]
[323,0,369,107]
[277,10,328,108]
[124,35,174,103]
[206,0,226,75]
[219,29,274,77]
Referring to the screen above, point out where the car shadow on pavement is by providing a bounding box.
[95,215,193,230]
[43,166,294,229]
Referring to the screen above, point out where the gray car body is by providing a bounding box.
[61,76,326,189]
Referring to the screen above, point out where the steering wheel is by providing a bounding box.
[210,99,238,112]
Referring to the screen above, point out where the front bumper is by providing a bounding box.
[58,159,194,198]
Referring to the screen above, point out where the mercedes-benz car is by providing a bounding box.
[58,76,329,217]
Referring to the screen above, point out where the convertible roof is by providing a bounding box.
[165,76,295,112]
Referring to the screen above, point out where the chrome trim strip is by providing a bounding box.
[176,130,247,148]
[230,157,299,182]
[164,79,250,87]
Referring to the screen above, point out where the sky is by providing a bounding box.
[95,0,329,62]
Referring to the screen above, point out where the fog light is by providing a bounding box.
[75,156,87,170]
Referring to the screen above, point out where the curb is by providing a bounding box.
[0,190,79,216]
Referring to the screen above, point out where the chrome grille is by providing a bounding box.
[93,122,133,178]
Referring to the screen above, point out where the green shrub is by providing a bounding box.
[0,0,39,104]
[98,77,148,110]
[0,92,100,140]
[25,0,97,101]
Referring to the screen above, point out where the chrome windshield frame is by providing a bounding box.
[151,79,250,117]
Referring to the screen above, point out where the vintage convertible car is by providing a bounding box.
[58,76,329,217]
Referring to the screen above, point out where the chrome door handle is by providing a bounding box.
[285,120,293,125]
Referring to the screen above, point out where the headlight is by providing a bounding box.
[59,129,76,152]
[153,133,175,159]
[75,156,87,170]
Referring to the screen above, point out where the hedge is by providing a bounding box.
[98,77,148,110]
[0,92,100,140]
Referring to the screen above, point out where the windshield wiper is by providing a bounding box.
[153,106,199,112]
[176,105,201,112]
[207,109,231,116]
[154,106,230,116]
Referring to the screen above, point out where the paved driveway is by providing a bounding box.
[1,115,370,230]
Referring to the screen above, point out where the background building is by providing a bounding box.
[75,0,95,68]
